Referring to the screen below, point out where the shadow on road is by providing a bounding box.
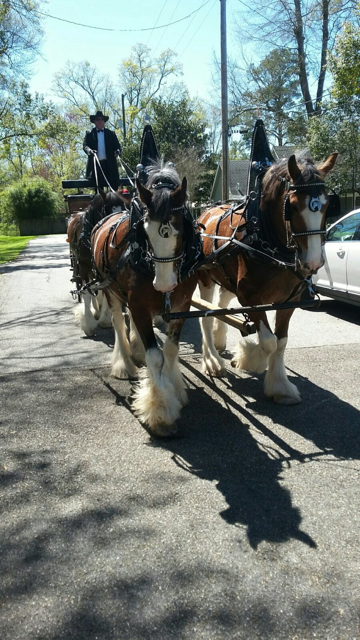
[155,355,360,551]
[1,360,359,639]
[305,298,360,326]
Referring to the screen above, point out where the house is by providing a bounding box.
[210,145,309,203]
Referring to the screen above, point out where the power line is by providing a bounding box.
[32,1,212,33]
[153,0,182,55]
[146,0,167,47]
[178,0,218,59]
[173,1,205,51]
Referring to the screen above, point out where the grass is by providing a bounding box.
[0,236,36,264]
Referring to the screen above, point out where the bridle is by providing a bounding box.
[278,176,328,249]
[141,181,188,268]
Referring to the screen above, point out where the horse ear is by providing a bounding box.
[92,193,104,211]
[317,152,338,175]
[136,178,153,207]
[171,177,188,208]
[288,155,301,182]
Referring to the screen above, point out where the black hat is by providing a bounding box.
[90,110,109,123]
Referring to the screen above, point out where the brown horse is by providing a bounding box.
[91,161,199,436]
[197,153,338,404]
[67,192,123,335]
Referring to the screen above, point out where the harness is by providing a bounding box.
[76,191,203,298]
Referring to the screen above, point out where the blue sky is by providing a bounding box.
[29,0,241,103]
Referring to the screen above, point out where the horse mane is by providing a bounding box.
[92,193,105,212]
[260,156,325,211]
[145,160,183,218]
[104,191,125,215]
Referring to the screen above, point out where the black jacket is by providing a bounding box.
[83,127,122,189]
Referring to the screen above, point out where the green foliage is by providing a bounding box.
[228,48,306,146]
[308,110,359,195]
[0,222,19,236]
[150,95,209,161]
[119,44,183,140]
[229,139,248,160]
[1,178,63,225]
[192,153,220,202]
[329,19,360,102]
[308,12,360,201]
[0,0,43,87]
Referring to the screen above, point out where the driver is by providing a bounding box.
[83,110,122,191]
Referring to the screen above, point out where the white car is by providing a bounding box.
[313,208,360,306]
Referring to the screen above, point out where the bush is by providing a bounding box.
[0,178,63,225]
[0,222,19,236]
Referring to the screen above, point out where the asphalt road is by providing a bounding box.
[1,235,359,640]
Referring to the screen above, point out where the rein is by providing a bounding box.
[93,152,116,193]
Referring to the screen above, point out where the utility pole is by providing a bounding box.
[220,0,229,201]
[121,94,126,140]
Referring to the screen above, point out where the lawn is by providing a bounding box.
[0,236,36,264]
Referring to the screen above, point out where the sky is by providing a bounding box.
[29,0,241,105]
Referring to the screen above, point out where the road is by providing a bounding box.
[1,235,359,640]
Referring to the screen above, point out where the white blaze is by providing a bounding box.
[144,220,179,292]
[299,195,326,272]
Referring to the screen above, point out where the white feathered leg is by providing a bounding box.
[232,319,277,374]
[92,294,101,319]
[163,336,187,406]
[110,296,138,379]
[213,287,235,353]
[74,291,98,336]
[132,347,181,436]
[199,281,226,377]
[129,313,146,365]
[264,337,301,404]
[97,292,113,328]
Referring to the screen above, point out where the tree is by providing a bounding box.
[0,81,84,193]
[0,0,43,88]
[148,94,214,200]
[227,48,304,145]
[52,46,183,167]
[52,61,119,129]
[233,0,358,117]
[308,13,360,206]
[119,44,183,141]
[150,94,209,161]
[328,13,360,103]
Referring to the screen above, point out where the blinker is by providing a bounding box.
[309,196,322,212]
[159,223,172,238]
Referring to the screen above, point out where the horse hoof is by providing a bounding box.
[149,423,178,438]
[273,394,301,405]
[98,319,113,328]
[111,366,138,380]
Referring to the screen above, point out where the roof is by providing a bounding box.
[272,145,309,159]
[229,160,249,196]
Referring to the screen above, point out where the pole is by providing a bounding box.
[121,94,126,140]
[166,298,319,321]
[220,0,229,201]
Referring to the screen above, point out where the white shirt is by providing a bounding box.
[97,130,106,160]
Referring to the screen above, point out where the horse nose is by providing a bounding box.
[303,259,324,274]
[153,281,178,293]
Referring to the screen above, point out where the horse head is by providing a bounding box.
[104,191,126,216]
[136,161,188,293]
[262,152,338,273]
